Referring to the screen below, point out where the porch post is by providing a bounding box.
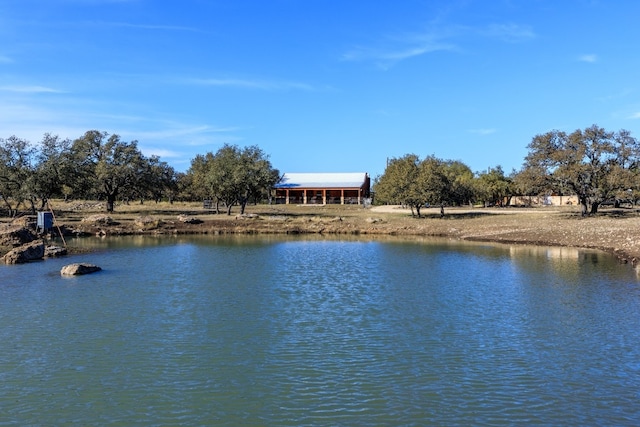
[285,189,290,204]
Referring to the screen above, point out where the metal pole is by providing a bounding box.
[46,200,67,248]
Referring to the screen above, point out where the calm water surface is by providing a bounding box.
[1,236,640,426]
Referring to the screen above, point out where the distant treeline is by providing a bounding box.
[0,130,278,216]
[1,125,638,217]
[374,125,640,216]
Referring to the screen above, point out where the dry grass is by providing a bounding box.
[4,200,640,266]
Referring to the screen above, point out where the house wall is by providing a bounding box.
[274,173,370,205]
[274,187,367,205]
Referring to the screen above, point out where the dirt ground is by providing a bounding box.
[3,201,640,267]
[371,205,640,266]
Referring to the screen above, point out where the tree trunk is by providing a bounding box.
[240,197,248,215]
[580,195,588,217]
[2,196,16,218]
[226,204,233,215]
[28,198,37,215]
[415,205,421,218]
[106,195,116,212]
[590,201,600,215]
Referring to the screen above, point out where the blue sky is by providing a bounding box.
[2,0,640,178]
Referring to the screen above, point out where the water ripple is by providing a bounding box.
[1,237,639,425]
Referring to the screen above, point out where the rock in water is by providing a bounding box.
[45,245,68,258]
[60,263,102,276]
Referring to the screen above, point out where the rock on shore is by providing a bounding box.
[134,215,163,230]
[45,245,68,258]
[0,224,35,247]
[177,214,202,224]
[81,214,115,225]
[3,241,45,264]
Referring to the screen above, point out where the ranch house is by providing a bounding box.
[274,172,371,205]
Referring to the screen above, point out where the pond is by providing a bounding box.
[1,236,639,425]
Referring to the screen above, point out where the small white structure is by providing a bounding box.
[509,195,579,206]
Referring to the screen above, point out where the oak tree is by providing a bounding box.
[0,136,35,216]
[521,125,639,214]
[70,130,147,212]
[185,144,279,215]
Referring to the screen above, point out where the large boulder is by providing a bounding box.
[0,224,36,247]
[134,216,163,230]
[11,216,36,228]
[60,263,102,276]
[235,213,260,220]
[366,217,384,224]
[3,241,45,264]
[177,214,202,224]
[81,214,115,225]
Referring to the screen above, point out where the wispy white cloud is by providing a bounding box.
[140,132,243,158]
[342,30,456,69]
[0,97,241,170]
[128,125,239,142]
[343,21,535,69]
[483,23,536,43]
[0,102,65,126]
[578,54,598,63]
[137,126,244,165]
[468,128,497,135]
[0,100,104,142]
[595,88,633,102]
[141,148,183,159]
[629,112,640,120]
[94,21,203,33]
[343,42,455,66]
[0,55,13,64]
[0,85,65,94]
[65,0,140,4]
[182,77,316,91]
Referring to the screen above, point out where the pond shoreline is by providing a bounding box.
[3,204,640,267]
